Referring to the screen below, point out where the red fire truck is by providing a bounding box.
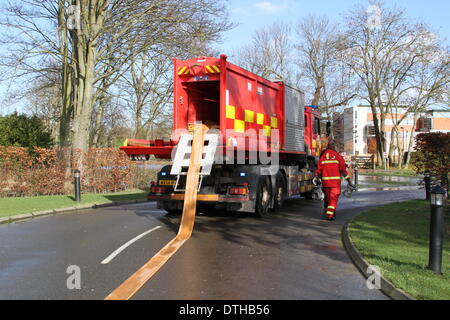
[121,55,325,217]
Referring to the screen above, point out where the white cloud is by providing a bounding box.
[254,2,287,14]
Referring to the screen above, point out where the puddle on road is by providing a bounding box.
[355,175,421,191]
[357,186,420,192]
[359,175,418,182]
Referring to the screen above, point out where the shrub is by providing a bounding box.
[412,132,450,194]
[0,147,158,197]
[0,113,53,148]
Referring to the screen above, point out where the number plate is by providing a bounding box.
[159,180,176,186]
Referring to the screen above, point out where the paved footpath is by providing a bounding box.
[0,189,422,300]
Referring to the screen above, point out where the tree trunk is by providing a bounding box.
[58,0,73,147]
[405,114,419,167]
[311,77,323,106]
[72,42,96,171]
[370,103,384,167]
[91,94,105,148]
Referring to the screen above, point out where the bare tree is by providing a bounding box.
[296,15,357,132]
[27,75,62,141]
[119,52,173,139]
[402,48,450,167]
[0,0,232,168]
[235,22,295,82]
[342,2,426,166]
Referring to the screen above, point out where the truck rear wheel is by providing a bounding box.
[165,209,182,215]
[273,171,286,212]
[197,204,217,215]
[255,176,271,217]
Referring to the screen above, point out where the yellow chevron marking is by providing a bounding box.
[245,110,254,123]
[263,125,271,137]
[257,113,264,125]
[271,117,278,128]
[235,119,245,133]
[226,105,235,119]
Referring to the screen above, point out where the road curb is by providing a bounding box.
[1,199,149,225]
[341,222,416,300]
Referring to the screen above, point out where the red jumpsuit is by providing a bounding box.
[315,148,350,218]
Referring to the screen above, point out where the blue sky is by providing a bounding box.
[1,0,449,114]
[219,0,450,55]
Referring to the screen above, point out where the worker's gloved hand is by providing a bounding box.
[347,179,356,191]
[312,176,322,187]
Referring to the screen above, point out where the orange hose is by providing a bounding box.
[105,124,208,300]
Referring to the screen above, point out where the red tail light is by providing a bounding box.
[229,187,248,195]
[151,186,167,194]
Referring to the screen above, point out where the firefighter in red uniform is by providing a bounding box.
[314,139,354,221]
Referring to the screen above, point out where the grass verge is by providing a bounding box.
[360,169,418,177]
[349,200,450,300]
[0,189,148,218]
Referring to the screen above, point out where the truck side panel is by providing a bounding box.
[284,84,306,153]
[223,63,284,153]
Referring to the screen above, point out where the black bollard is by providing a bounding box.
[354,166,359,190]
[74,169,81,202]
[424,172,431,201]
[428,185,446,275]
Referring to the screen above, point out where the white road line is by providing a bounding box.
[101,226,162,265]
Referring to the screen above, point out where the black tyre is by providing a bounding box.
[273,171,286,212]
[304,191,314,200]
[165,209,182,215]
[197,204,216,215]
[255,176,271,217]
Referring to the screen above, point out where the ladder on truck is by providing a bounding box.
[170,128,219,192]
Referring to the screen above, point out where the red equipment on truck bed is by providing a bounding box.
[120,55,325,216]
[121,55,321,160]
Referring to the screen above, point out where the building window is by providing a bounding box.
[416,118,432,132]
[366,125,376,137]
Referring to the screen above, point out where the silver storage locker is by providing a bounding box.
[284,85,305,152]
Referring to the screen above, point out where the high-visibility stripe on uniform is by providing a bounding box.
[345,176,351,180]
[326,211,334,216]
[321,160,340,164]
[328,206,336,210]
[322,177,341,180]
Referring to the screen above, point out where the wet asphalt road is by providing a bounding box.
[0,188,423,300]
